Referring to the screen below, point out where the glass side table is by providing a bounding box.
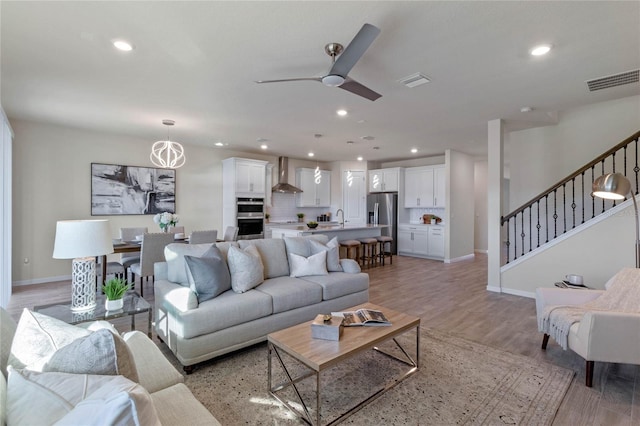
[33,291,152,337]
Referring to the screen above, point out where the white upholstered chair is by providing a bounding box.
[189,230,218,244]
[536,271,640,387]
[129,232,174,297]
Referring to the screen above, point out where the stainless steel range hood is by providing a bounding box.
[272,157,303,193]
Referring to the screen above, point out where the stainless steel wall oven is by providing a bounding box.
[236,198,264,239]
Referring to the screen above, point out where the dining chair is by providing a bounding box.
[223,226,239,242]
[171,226,185,235]
[129,232,174,297]
[119,227,148,281]
[189,230,218,244]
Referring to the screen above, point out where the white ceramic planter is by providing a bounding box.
[105,298,124,311]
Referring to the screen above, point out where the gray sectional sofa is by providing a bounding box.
[154,235,369,371]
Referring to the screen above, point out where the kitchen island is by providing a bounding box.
[270,224,388,241]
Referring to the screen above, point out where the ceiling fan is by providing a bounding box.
[255,23,382,101]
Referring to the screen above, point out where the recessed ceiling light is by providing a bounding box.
[411,148,418,154]
[256,137,268,143]
[113,40,134,51]
[520,106,534,113]
[214,142,224,147]
[361,136,375,141]
[357,156,363,161]
[260,144,268,150]
[346,140,354,145]
[373,146,380,150]
[530,44,551,56]
[336,109,348,117]
[308,152,314,157]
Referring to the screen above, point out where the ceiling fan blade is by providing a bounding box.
[255,77,322,84]
[329,23,380,78]
[339,77,382,101]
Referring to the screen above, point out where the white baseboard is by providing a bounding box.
[13,275,70,287]
[445,253,475,263]
[474,249,488,254]
[486,285,535,299]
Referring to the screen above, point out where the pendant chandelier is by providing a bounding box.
[151,119,186,169]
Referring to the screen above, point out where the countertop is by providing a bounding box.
[269,223,389,233]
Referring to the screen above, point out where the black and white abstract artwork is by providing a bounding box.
[91,163,176,215]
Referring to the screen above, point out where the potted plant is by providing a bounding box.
[102,277,130,311]
[297,213,305,223]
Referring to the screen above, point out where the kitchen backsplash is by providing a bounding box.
[268,193,335,222]
[410,207,445,224]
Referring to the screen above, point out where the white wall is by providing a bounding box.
[1,107,13,307]
[474,160,488,252]
[501,199,634,297]
[10,118,277,284]
[446,149,475,260]
[508,95,640,210]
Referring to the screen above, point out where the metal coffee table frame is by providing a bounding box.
[267,307,419,426]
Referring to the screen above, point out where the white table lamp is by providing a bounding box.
[53,220,114,311]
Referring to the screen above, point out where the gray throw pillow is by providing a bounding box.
[184,246,231,302]
[227,245,264,293]
[310,237,343,272]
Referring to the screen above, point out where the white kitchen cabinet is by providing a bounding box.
[428,226,445,258]
[295,168,331,207]
[404,165,445,208]
[369,167,401,193]
[235,158,267,198]
[222,157,268,232]
[397,225,428,256]
[398,224,444,260]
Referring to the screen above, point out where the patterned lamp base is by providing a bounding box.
[71,257,97,312]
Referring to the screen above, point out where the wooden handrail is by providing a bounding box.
[502,130,640,224]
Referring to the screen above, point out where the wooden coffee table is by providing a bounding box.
[267,303,420,425]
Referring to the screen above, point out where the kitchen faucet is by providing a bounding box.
[336,209,344,226]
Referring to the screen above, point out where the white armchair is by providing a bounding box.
[536,285,640,387]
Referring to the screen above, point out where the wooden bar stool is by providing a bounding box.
[358,237,378,268]
[339,240,361,261]
[376,235,393,266]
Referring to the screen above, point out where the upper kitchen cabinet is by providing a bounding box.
[224,157,268,197]
[369,167,401,193]
[404,165,445,208]
[295,168,331,207]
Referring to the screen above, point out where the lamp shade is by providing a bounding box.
[592,173,631,200]
[53,220,114,259]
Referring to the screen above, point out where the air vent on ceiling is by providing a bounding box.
[398,72,431,88]
[586,69,639,92]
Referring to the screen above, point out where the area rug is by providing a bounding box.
[181,328,573,425]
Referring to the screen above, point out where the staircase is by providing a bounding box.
[501,130,640,265]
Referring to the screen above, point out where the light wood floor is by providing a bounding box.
[7,254,638,425]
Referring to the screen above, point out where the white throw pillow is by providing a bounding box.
[6,367,160,426]
[227,245,265,293]
[309,237,343,272]
[289,251,328,277]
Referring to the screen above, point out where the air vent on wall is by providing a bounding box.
[586,69,639,92]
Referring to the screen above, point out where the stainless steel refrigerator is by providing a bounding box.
[366,193,398,254]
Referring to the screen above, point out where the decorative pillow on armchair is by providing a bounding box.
[227,245,265,293]
[8,309,138,382]
[7,368,159,426]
